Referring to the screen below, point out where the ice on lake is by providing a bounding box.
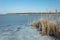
[0,25,55,40]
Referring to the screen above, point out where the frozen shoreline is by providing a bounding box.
[0,25,55,40]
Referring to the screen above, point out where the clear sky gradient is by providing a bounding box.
[0,0,60,14]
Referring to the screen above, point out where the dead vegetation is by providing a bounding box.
[31,18,60,39]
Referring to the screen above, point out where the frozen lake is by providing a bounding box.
[0,25,55,40]
[0,14,56,40]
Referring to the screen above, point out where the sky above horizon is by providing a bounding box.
[0,0,60,14]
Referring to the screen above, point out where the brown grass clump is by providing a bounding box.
[56,19,60,39]
[31,18,60,39]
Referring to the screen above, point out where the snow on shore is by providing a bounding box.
[0,25,55,40]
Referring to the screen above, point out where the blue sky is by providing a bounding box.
[0,0,60,14]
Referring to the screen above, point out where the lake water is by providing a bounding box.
[0,14,57,40]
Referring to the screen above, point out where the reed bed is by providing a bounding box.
[31,18,60,39]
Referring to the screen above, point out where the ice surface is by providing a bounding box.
[0,25,55,40]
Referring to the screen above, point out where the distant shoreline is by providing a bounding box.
[7,12,60,16]
[0,12,60,16]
